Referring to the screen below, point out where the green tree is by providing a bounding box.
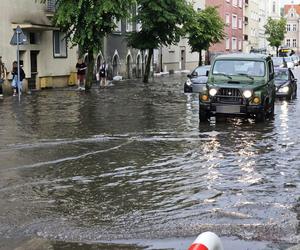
[127,0,194,83]
[40,0,135,90]
[264,17,287,56]
[186,6,225,66]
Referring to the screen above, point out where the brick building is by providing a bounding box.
[206,0,244,60]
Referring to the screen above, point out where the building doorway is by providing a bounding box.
[180,47,186,70]
[112,55,119,77]
[126,55,132,79]
[136,54,141,78]
[29,51,39,89]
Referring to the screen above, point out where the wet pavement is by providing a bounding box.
[0,71,299,250]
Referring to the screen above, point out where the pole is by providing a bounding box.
[17,29,21,100]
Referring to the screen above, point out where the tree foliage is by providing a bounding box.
[40,0,135,89]
[186,6,225,66]
[264,17,287,56]
[127,0,194,83]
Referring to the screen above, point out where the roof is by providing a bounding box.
[284,4,300,15]
[214,53,269,60]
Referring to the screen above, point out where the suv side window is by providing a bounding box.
[268,60,274,80]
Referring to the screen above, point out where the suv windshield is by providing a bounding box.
[193,66,210,76]
[275,70,288,80]
[212,60,265,77]
[272,57,284,66]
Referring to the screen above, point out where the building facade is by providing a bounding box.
[243,0,260,52]
[284,4,300,54]
[206,0,244,60]
[0,0,78,91]
[157,0,206,73]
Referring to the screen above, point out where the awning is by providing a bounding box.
[11,23,59,31]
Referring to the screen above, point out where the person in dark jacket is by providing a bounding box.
[11,61,25,96]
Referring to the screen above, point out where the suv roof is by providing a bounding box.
[215,53,270,61]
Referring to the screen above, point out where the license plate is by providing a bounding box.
[216,105,240,114]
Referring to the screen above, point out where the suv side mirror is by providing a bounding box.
[187,74,191,78]
[206,70,210,77]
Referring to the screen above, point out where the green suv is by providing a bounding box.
[199,53,276,122]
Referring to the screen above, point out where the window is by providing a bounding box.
[113,18,122,32]
[291,13,294,17]
[225,14,230,25]
[232,37,237,50]
[126,19,133,32]
[293,24,297,31]
[293,39,297,47]
[238,0,242,8]
[226,37,230,50]
[286,39,291,47]
[232,14,237,29]
[238,40,242,51]
[287,24,291,31]
[273,1,276,13]
[238,17,242,29]
[53,31,67,58]
[29,32,39,44]
[232,0,237,7]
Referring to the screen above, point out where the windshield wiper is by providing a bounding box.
[214,73,232,79]
[237,73,254,80]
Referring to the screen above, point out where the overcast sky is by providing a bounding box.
[280,0,300,6]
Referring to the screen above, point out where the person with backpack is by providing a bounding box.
[11,61,25,96]
[99,61,108,88]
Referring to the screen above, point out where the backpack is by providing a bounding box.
[99,64,106,75]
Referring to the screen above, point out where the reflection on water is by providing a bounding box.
[0,74,299,249]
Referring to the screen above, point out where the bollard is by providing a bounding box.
[188,232,224,250]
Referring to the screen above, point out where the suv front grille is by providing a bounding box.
[215,88,243,104]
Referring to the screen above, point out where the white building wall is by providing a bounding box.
[0,0,78,88]
[159,0,206,73]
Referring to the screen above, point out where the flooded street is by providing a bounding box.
[0,70,299,250]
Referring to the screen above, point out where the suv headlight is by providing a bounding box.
[243,90,253,99]
[209,88,218,96]
[279,85,289,93]
[186,78,192,86]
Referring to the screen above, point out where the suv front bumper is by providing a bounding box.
[200,103,265,116]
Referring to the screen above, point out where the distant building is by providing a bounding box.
[244,0,260,53]
[0,0,78,90]
[283,4,300,54]
[206,0,244,60]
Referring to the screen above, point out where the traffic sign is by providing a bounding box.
[10,26,27,45]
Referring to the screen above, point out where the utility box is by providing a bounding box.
[68,72,77,86]
[40,77,53,88]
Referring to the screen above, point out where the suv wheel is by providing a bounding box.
[255,111,266,122]
[199,110,209,122]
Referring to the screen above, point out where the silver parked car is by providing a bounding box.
[184,65,210,93]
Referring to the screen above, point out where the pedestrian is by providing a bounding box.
[11,61,25,96]
[99,61,108,88]
[0,56,7,97]
[76,58,87,90]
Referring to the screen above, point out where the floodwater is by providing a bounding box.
[0,72,299,250]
